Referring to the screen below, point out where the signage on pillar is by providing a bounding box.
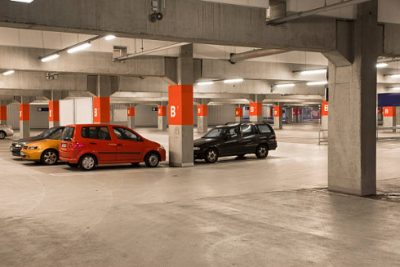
[0,106,6,121]
[274,106,282,117]
[19,104,30,121]
[48,100,60,122]
[249,102,262,116]
[383,107,396,117]
[321,101,329,116]
[158,106,167,117]
[197,104,208,117]
[168,85,193,126]
[127,107,136,117]
[93,97,110,124]
[235,107,243,118]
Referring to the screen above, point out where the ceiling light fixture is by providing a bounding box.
[274,83,295,88]
[223,78,244,84]
[104,35,116,41]
[10,0,34,3]
[40,53,60,63]
[67,42,92,54]
[307,81,328,86]
[197,81,215,86]
[296,69,327,75]
[376,62,388,69]
[2,70,15,76]
[386,74,400,79]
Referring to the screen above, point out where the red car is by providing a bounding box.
[59,124,166,170]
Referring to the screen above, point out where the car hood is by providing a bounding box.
[194,138,220,147]
[14,135,44,144]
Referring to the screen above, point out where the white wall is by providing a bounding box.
[59,97,93,126]
[7,102,49,129]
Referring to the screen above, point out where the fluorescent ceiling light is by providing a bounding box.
[40,54,60,63]
[274,83,295,88]
[2,70,15,76]
[197,81,215,86]
[10,0,34,3]
[376,63,388,69]
[297,69,327,75]
[307,81,328,86]
[223,78,244,84]
[67,42,91,54]
[387,74,400,79]
[389,87,400,91]
[104,35,116,41]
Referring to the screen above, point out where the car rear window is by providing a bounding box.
[257,124,273,134]
[81,126,111,140]
[62,127,75,141]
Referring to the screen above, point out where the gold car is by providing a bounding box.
[21,139,61,165]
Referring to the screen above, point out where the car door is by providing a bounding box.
[256,124,273,144]
[239,124,258,153]
[218,127,242,156]
[81,126,117,163]
[112,127,144,162]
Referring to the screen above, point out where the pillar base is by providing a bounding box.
[19,120,30,139]
[197,116,208,133]
[169,125,194,167]
[127,117,136,129]
[321,116,328,130]
[158,116,168,131]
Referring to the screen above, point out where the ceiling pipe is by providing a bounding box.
[114,42,189,62]
[229,48,287,64]
[266,0,371,25]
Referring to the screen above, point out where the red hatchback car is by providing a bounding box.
[59,124,166,170]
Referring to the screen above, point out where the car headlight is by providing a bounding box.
[15,144,22,148]
[28,146,39,150]
[193,147,201,151]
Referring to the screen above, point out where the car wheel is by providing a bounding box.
[79,154,97,171]
[145,152,160,168]
[0,131,6,140]
[41,149,59,165]
[256,144,269,159]
[205,148,219,163]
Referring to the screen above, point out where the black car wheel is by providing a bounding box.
[256,144,269,159]
[40,149,58,165]
[0,131,6,140]
[205,148,219,163]
[145,152,160,168]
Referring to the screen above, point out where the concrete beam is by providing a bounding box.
[0,0,337,51]
[0,89,45,97]
[383,23,400,56]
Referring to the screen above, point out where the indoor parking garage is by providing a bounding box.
[1,0,400,266]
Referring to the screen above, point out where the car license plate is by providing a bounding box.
[61,143,67,148]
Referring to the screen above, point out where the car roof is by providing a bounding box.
[65,124,127,128]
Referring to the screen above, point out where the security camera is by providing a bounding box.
[149,12,163,23]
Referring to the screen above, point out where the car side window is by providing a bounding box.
[257,124,272,134]
[241,124,255,136]
[81,126,111,140]
[113,127,139,141]
[226,127,240,138]
[48,128,63,140]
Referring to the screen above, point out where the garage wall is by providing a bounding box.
[60,97,94,126]
[7,103,49,129]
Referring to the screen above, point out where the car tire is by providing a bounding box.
[145,152,160,168]
[0,131,6,140]
[40,149,59,165]
[205,148,219,163]
[79,154,97,171]
[256,144,269,159]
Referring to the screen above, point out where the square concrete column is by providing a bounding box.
[127,105,136,129]
[169,44,194,167]
[235,106,242,122]
[158,105,168,131]
[197,104,208,133]
[48,100,60,128]
[88,75,118,124]
[0,103,7,125]
[321,101,329,130]
[383,107,396,132]
[19,98,31,139]
[273,104,283,130]
[285,107,293,124]
[325,0,379,196]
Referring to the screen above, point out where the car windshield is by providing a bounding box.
[38,128,56,138]
[203,128,226,138]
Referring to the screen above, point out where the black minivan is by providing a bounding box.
[194,122,277,163]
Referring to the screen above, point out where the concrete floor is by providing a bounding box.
[1,123,400,266]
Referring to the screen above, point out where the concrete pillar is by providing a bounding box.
[273,104,283,130]
[48,100,60,128]
[168,44,194,167]
[19,97,32,138]
[383,106,396,132]
[235,106,242,122]
[249,102,263,122]
[321,101,329,130]
[158,105,168,130]
[197,102,209,133]
[285,107,293,124]
[326,0,379,196]
[89,75,117,124]
[0,102,7,125]
[127,105,136,129]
